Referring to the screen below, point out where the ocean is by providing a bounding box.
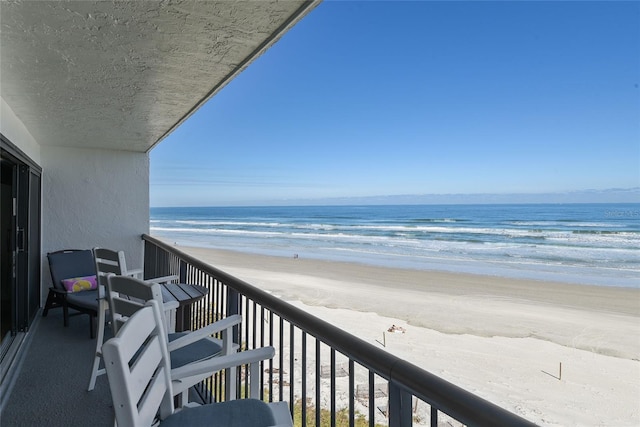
[150,203,639,288]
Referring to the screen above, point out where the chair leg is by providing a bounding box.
[225,366,237,401]
[43,289,74,331]
[177,390,188,408]
[42,288,56,317]
[88,299,108,391]
[222,329,239,401]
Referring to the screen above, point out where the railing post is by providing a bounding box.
[225,287,240,400]
[388,381,413,427]
[226,288,240,340]
[142,239,155,279]
[179,259,187,283]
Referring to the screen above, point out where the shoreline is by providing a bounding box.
[161,240,640,426]
[167,241,639,359]
[172,242,640,313]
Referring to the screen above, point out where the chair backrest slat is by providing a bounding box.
[109,276,155,301]
[129,335,165,407]
[94,248,128,287]
[102,300,174,427]
[110,298,144,333]
[107,275,166,336]
[138,363,170,423]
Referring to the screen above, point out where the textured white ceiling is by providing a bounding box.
[0,0,318,152]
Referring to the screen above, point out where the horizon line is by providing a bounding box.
[150,187,639,208]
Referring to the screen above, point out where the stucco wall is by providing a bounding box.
[0,96,41,164]
[41,146,149,299]
[2,95,151,305]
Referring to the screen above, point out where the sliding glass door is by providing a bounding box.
[0,135,41,356]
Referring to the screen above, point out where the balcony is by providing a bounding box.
[1,235,535,426]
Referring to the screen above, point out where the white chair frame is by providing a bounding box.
[88,247,178,391]
[103,274,242,405]
[102,300,292,427]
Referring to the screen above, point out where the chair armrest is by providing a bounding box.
[269,402,294,427]
[163,301,179,311]
[123,268,144,278]
[167,314,242,352]
[146,274,179,284]
[170,346,275,381]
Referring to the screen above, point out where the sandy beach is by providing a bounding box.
[171,242,640,426]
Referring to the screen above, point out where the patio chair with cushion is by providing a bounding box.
[103,274,243,405]
[102,299,292,427]
[43,249,99,338]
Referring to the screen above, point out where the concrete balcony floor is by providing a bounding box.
[2,310,114,426]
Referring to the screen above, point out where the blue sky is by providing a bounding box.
[150,1,639,207]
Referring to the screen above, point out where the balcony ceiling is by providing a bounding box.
[0,0,318,153]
